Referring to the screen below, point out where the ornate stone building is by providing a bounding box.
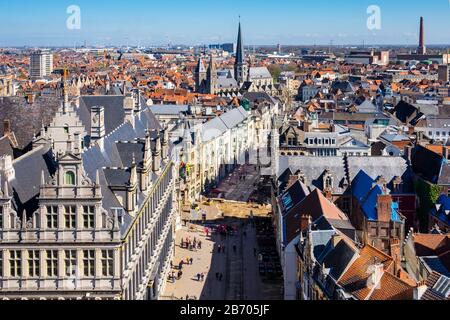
[0,90,177,300]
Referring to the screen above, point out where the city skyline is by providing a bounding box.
[1,0,450,47]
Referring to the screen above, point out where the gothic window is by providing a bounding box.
[325,176,333,189]
[102,250,114,277]
[83,206,95,229]
[46,206,58,229]
[0,251,2,277]
[46,250,58,277]
[83,250,95,277]
[65,171,76,185]
[10,250,22,277]
[28,250,40,277]
[64,250,77,276]
[0,206,3,229]
[64,206,76,229]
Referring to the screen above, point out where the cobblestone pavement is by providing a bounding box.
[161,220,282,300]
[161,165,282,301]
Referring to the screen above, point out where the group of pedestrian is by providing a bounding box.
[180,237,202,251]
[215,272,224,281]
[217,244,226,253]
[168,270,184,283]
[239,175,247,181]
[196,273,205,282]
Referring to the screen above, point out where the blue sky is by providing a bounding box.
[0,0,449,46]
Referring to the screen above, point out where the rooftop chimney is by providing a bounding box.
[390,238,401,276]
[413,281,428,300]
[367,261,384,289]
[3,119,11,136]
[418,17,426,55]
[377,194,393,222]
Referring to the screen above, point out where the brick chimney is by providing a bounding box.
[3,119,11,136]
[377,194,392,222]
[390,238,401,276]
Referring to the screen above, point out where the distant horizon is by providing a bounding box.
[2,44,450,50]
[0,0,449,47]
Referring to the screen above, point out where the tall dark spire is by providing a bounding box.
[235,18,248,85]
[236,20,245,65]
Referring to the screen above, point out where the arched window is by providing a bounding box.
[65,171,76,185]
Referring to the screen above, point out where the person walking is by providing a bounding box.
[218,244,221,253]
[219,273,223,281]
[198,241,202,249]
[197,273,201,282]
[201,273,205,282]
[189,257,194,265]
[216,272,219,280]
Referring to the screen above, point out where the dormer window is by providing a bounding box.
[65,171,76,185]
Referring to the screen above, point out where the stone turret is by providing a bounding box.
[207,54,217,94]
[161,125,169,160]
[152,130,162,173]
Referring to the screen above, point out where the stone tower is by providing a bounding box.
[206,54,217,94]
[195,58,207,93]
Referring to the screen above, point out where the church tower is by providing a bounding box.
[195,58,207,93]
[234,21,248,86]
[206,54,217,94]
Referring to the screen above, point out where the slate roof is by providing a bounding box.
[0,96,60,149]
[7,143,57,215]
[391,100,424,125]
[317,239,358,281]
[411,145,450,185]
[82,106,162,235]
[78,95,127,135]
[149,104,190,116]
[431,195,450,227]
[421,272,450,300]
[201,107,249,142]
[420,256,450,278]
[278,180,310,215]
[278,156,409,195]
[0,135,14,157]
[249,67,272,79]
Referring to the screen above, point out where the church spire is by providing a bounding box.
[236,19,245,66]
[235,18,248,86]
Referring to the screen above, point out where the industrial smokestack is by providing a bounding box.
[418,17,426,55]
